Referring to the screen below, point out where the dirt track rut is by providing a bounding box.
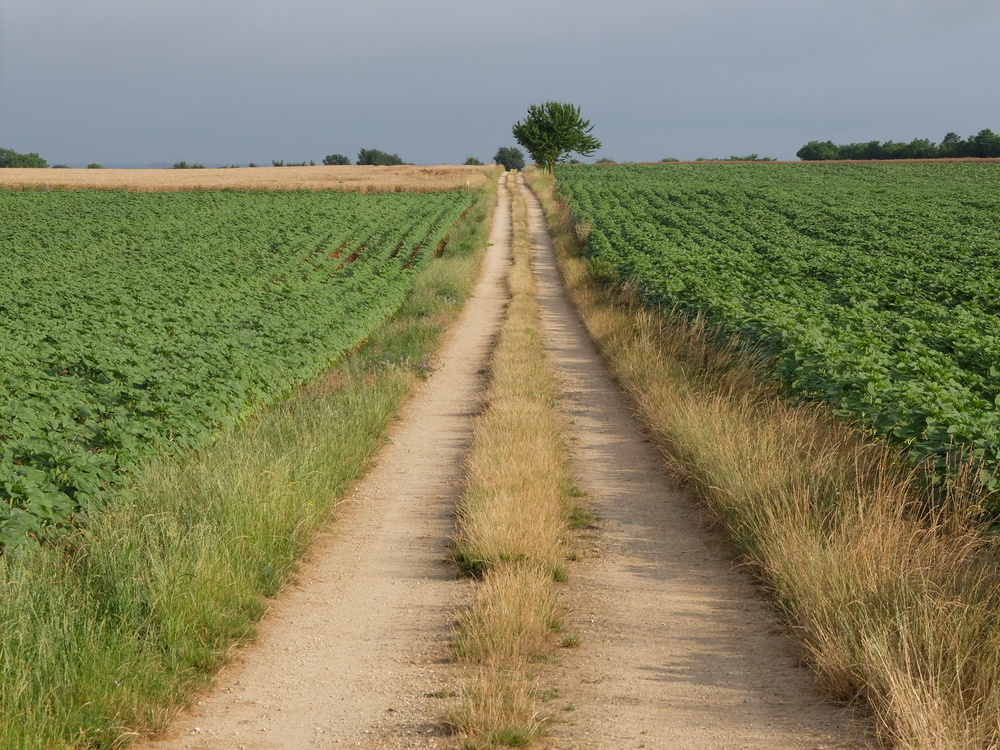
[139,174,514,750]
[517,175,873,748]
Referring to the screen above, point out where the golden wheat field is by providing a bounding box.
[0,164,497,192]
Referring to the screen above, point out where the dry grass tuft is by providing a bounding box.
[453,562,559,664]
[445,662,543,749]
[454,402,571,578]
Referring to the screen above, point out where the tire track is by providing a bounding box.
[517,174,874,749]
[137,174,514,750]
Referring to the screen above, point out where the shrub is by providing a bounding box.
[357,148,405,166]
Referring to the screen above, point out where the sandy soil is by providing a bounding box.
[0,164,493,192]
[136,172,875,749]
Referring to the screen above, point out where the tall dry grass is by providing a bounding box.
[452,175,575,581]
[447,176,578,748]
[526,167,1000,750]
[445,662,543,750]
[452,561,560,665]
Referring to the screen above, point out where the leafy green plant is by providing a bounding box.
[0,188,475,546]
[555,163,1000,506]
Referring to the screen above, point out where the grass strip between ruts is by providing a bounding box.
[447,175,581,749]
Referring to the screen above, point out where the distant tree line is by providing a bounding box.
[0,148,47,168]
[456,149,526,170]
[323,149,407,166]
[2,144,532,171]
[797,129,1000,160]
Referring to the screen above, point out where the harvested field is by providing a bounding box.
[0,164,497,192]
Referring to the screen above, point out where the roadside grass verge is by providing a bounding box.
[447,176,579,748]
[525,167,1000,750]
[0,179,496,750]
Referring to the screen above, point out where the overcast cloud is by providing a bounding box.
[2,0,998,166]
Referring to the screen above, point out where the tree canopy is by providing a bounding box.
[0,148,47,168]
[357,148,405,166]
[797,130,1000,160]
[511,102,601,172]
[323,153,351,165]
[493,146,525,171]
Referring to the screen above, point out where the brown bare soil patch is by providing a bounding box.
[0,164,496,192]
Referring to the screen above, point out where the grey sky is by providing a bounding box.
[2,0,998,166]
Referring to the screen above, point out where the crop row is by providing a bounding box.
[554,163,1000,503]
[0,188,474,546]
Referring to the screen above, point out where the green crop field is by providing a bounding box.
[0,188,474,546]
[555,163,1000,501]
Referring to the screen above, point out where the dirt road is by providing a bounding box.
[138,173,873,749]
[139,174,515,750]
[516,175,872,748]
